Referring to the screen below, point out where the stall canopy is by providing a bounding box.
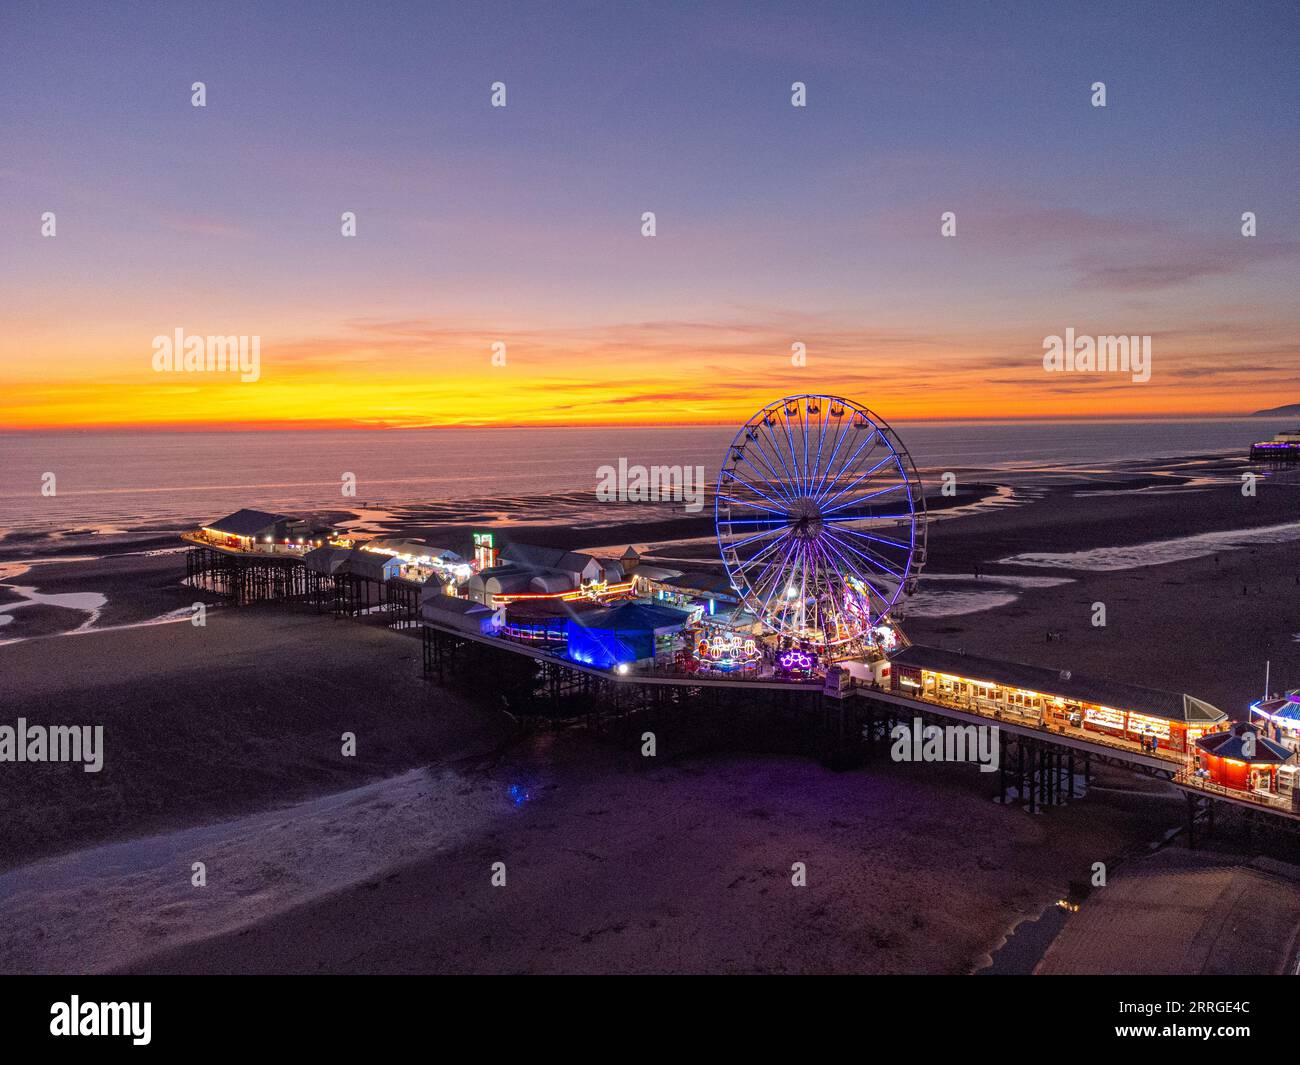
[422,594,500,635]
[1253,690,1300,727]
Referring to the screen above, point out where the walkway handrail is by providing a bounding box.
[1174,769,1294,812]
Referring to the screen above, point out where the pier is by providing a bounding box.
[1250,428,1300,463]
[175,395,1300,848]
[177,534,1300,845]
[184,543,308,606]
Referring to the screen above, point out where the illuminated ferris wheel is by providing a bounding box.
[715,395,927,647]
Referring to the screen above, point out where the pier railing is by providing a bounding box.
[182,530,313,556]
[1173,769,1298,813]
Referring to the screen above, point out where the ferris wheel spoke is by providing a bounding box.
[823,526,907,583]
[829,420,873,487]
[733,428,800,504]
[816,457,896,514]
[832,519,910,565]
[778,411,806,497]
[833,524,911,550]
[730,558,788,619]
[717,478,792,515]
[791,404,806,496]
[791,544,808,628]
[806,403,826,496]
[718,395,926,645]
[820,514,911,532]
[748,535,801,623]
[822,434,887,489]
[816,429,882,506]
[843,578,895,623]
[785,403,806,499]
[794,405,817,498]
[822,523,903,583]
[819,480,907,519]
[839,546,906,590]
[822,571,864,640]
[826,530,909,566]
[830,420,879,480]
[810,408,851,499]
[756,417,801,496]
[732,449,798,506]
[817,532,896,617]
[807,541,835,630]
[739,424,780,491]
[755,416,791,490]
[719,523,788,552]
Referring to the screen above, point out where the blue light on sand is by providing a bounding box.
[508,784,531,807]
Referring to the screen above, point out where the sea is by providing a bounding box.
[0,417,1289,539]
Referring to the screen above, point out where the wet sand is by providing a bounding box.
[115,748,1164,976]
[0,597,1166,976]
[0,611,509,872]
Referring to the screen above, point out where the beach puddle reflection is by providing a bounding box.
[1000,520,1300,571]
[906,573,1074,618]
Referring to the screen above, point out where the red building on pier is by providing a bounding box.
[1193,722,1294,796]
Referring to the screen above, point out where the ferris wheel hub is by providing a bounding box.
[787,497,823,539]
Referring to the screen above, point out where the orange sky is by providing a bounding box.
[2,313,1295,430]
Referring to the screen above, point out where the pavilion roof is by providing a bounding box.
[1195,723,1293,764]
[205,508,288,537]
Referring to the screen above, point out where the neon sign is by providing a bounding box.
[779,648,815,671]
[472,532,498,572]
[698,633,760,663]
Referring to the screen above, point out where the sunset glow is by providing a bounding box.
[2,2,1297,430]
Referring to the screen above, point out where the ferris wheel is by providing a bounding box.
[715,394,927,647]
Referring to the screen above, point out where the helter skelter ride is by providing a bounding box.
[715,394,927,660]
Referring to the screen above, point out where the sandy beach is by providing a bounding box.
[0,611,509,870]
[117,746,1166,976]
[2,456,1299,974]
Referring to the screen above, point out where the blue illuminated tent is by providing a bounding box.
[565,602,692,669]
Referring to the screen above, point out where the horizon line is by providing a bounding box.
[0,411,1287,434]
